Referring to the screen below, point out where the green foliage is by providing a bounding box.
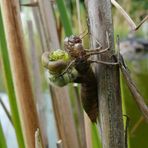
[56,0,73,36]
[0,122,7,148]
[130,0,148,16]
[121,58,148,148]
[91,123,101,148]
[0,8,25,148]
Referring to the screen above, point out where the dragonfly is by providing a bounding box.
[42,31,148,122]
[42,0,148,122]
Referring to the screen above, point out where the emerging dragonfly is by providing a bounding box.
[42,32,117,122]
[42,31,148,122]
[41,0,148,122]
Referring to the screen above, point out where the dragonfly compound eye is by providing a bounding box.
[74,36,82,43]
[42,49,70,74]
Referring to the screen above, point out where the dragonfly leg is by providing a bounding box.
[88,60,118,66]
[79,27,89,39]
[85,31,110,56]
[89,32,102,50]
[56,59,75,77]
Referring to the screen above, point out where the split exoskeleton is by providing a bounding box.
[42,32,116,122]
[42,0,148,122]
[42,30,148,122]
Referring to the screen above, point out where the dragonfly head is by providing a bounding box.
[64,35,83,57]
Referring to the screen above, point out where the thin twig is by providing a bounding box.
[111,0,148,31]
[111,0,136,30]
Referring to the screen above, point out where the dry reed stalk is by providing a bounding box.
[36,0,79,147]
[28,0,47,52]
[37,0,60,49]
[27,20,48,147]
[84,113,92,148]
[85,0,125,147]
[73,85,87,148]
[0,0,42,147]
[50,87,79,148]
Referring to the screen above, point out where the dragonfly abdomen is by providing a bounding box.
[80,68,98,122]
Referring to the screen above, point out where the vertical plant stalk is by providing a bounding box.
[37,0,79,147]
[50,87,79,148]
[27,20,48,147]
[84,114,93,148]
[29,0,47,52]
[73,85,87,148]
[38,0,60,49]
[85,0,125,148]
[0,8,25,148]
[0,0,41,148]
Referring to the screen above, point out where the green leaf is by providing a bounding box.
[91,123,101,148]
[0,122,7,148]
[56,0,73,36]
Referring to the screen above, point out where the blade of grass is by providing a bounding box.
[0,8,25,148]
[85,0,125,147]
[0,122,7,148]
[56,0,73,36]
[91,123,101,148]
